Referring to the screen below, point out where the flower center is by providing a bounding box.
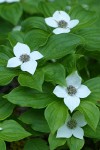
[58,20,67,28]
[67,119,77,129]
[19,54,30,63]
[67,85,77,96]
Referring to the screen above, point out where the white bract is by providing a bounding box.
[7,42,43,75]
[0,127,3,130]
[57,111,87,139]
[53,71,91,112]
[45,10,79,34]
[0,0,19,3]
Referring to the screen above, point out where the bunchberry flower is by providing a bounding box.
[66,6,71,11]
[7,42,43,75]
[0,0,5,2]
[13,26,21,31]
[0,0,19,3]
[57,111,87,139]
[53,71,91,112]
[45,10,79,34]
[0,127,3,130]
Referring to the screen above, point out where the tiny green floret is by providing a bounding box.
[58,20,67,28]
[67,119,77,129]
[19,54,30,63]
[67,85,77,96]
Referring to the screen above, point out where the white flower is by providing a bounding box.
[57,111,87,139]
[0,127,3,130]
[82,4,89,10]
[51,59,56,63]
[0,0,5,3]
[53,71,91,112]
[66,6,71,11]
[48,0,55,2]
[13,25,21,31]
[0,0,19,3]
[6,0,19,2]
[45,10,79,34]
[7,42,43,75]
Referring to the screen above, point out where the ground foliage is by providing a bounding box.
[0,0,100,149]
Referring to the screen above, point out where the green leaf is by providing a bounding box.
[0,45,12,57]
[39,0,67,17]
[49,133,66,150]
[0,33,7,45]
[22,17,49,32]
[0,67,19,86]
[24,29,50,50]
[18,69,44,91]
[67,137,84,150]
[62,54,81,73]
[4,86,57,109]
[0,51,9,67]
[38,33,83,59]
[84,77,100,104]
[0,3,22,25]
[0,96,15,120]
[76,56,87,71]
[0,140,6,150]
[19,109,50,133]
[0,18,13,34]
[21,0,45,14]
[83,50,100,61]
[78,28,100,51]
[70,6,97,29]
[0,120,31,142]
[0,46,13,66]
[45,101,68,133]
[84,120,100,139]
[43,63,66,86]
[77,101,100,130]
[53,0,68,10]
[24,138,49,150]
[8,31,24,47]
[39,1,60,17]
